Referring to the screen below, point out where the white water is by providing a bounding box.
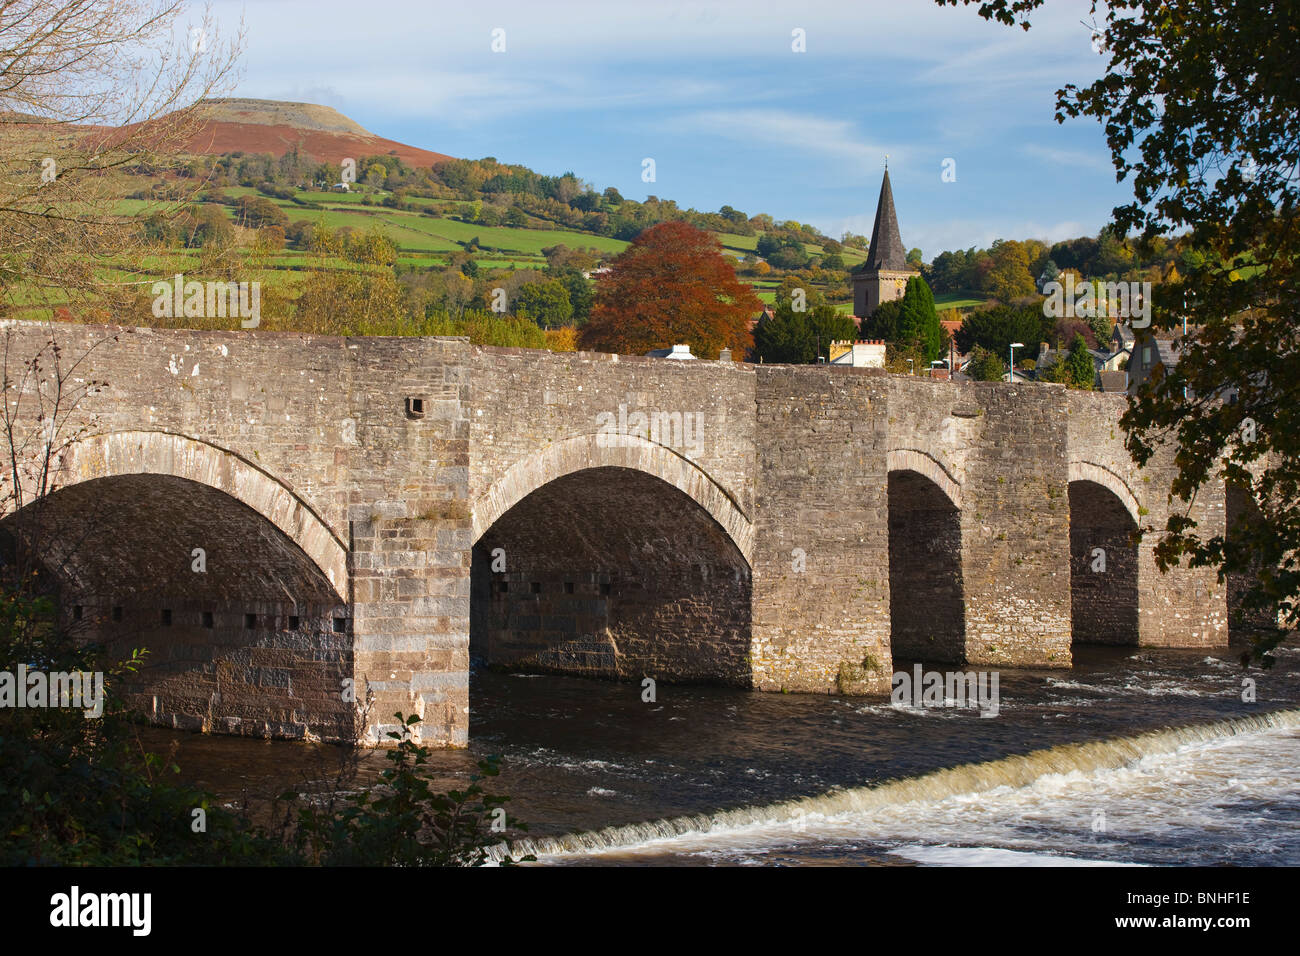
[499,710,1300,865]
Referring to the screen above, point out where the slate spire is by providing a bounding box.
[867,168,908,272]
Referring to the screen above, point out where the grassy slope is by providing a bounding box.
[81,181,894,323]
[934,292,987,310]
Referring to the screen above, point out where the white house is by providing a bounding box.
[828,339,886,369]
[645,344,697,360]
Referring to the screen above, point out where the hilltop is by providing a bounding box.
[175,98,455,169]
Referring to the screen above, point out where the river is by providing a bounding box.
[143,642,1300,866]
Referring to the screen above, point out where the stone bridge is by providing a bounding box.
[0,323,1246,747]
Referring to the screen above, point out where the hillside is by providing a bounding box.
[6,97,888,331]
[173,98,456,169]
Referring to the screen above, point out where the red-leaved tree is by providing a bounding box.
[579,221,761,358]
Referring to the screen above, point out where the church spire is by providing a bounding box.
[867,167,908,272]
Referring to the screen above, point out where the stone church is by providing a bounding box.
[852,167,919,317]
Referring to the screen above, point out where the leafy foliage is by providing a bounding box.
[1040,334,1097,390]
[940,0,1300,658]
[0,576,291,865]
[579,221,761,357]
[417,310,549,348]
[1064,334,1097,390]
[752,281,857,363]
[0,582,529,865]
[514,279,574,328]
[985,239,1037,302]
[861,298,902,342]
[897,275,943,362]
[282,714,532,867]
[966,345,1007,382]
[954,302,1049,359]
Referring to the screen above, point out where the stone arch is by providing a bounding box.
[887,448,962,510]
[1068,460,1141,526]
[29,430,348,591]
[886,451,966,662]
[472,433,754,566]
[1067,463,1141,646]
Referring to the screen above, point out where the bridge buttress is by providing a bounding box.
[749,367,894,694]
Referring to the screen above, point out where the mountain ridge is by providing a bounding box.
[175,97,455,169]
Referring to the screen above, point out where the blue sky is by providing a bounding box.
[209,0,1130,259]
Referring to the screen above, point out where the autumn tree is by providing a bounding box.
[579,221,760,357]
[544,327,579,352]
[294,228,402,333]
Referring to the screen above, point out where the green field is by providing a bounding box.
[264,199,629,257]
[934,291,987,310]
[754,290,855,312]
[126,184,860,278]
[717,232,757,255]
[293,189,373,205]
[90,180,869,327]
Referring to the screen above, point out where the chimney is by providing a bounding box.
[718,347,732,362]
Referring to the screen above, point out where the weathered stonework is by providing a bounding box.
[750,367,892,694]
[471,468,751,685]
[0,322,1239,747]
[1064,390,1229,647]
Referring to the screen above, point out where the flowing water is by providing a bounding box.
[145,643,1300,865]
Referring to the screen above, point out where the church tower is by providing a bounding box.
[852,165,919,318]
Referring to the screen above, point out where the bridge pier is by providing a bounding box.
[749,368,893,694]
[338,335,473,746]
[959,386,1073,668]
[349,507,470,746]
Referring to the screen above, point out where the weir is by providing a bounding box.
[491,707,1300,862]
[0,321,1243,746]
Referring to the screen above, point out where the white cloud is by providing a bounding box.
[676,109,901,170]
[1023,143,1114,172]
[216,0,993,64]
